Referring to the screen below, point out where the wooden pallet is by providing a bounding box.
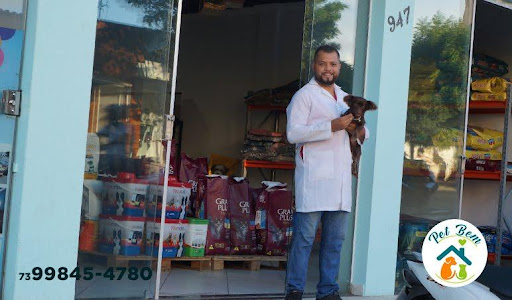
[79,251,155,268]
[79,251,211,272]
[163,256,212,272]
[211,255,287,271]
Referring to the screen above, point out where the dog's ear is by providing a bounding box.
[365,100,377,111]
[344,95,355,106]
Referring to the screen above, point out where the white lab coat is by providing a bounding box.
[286,78,369,213]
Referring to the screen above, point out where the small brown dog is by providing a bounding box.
[342,95,377,176]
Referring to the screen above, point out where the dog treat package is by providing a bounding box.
[255,182,293,256]
[179,153,208,216]
[228,178,256,255]
[467,126,504,151]
[466,149,502,161]
[465,159,501,172]
[471,77,508,93]
[470,92,507,101]
[205,175,231,255]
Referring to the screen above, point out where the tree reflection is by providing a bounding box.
[301,0,353,92]
[407,13,471,150]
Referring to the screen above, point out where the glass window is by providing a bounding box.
[76,0,177,298]
[397,0,474,292]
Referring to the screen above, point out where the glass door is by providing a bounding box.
[75,0,181,298]
[397,0,475,292]
[0,0,27,294]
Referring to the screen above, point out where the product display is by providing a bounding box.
[479,226,512,256]
[472,77,508,94]
[466,149,503,161]
[147,177,191,220]
[465,159,501,172]
[228,178,257,255]
[255,182,293,256]
[98,214,145,256]
[241,129,294,162]
[467,126,504,151]
[471,92,507,101]
[184,218,209,257]
[473,54,509,77]
[145,219,188,257]
[102,173,149,217]
[204,175,231,255]
[179,153,208,216]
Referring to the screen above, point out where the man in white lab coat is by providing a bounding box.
[285,45,369,300]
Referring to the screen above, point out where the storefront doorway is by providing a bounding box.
[75,0,364,298]
[0,0,27,296]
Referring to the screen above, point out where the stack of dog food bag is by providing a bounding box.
[241,129,295,163]
[466,53,508,172]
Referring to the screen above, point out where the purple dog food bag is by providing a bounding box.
[228,178,256,255]
[205,175,231,255]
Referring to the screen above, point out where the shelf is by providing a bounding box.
[247,104,287,112]
[487,253,512,264]
[469,101,507,114]
[464,170,512,181]
[243,160,294,170]
[403,168,512,181]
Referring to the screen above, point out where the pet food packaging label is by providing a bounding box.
[147,178,191,220]
[228,178,256,255]
[179,153,208,216]
[101,173,149,217]
[471,77,508,93]
[205,175,231,255]
[184,218,209,257]
[84,133,100,180]
[98,215,145,256]
[465,149,502,161]
[145,219,188,258]
[467,126,504,151]
[470,92,507,101]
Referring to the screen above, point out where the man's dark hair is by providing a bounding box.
[314,45,340,62]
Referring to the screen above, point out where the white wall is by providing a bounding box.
[175,3,304,184]
[461,1,512,226]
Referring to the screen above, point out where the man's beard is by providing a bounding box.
[314,73,337,85]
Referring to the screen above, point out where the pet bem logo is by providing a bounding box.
[422,219,487,287]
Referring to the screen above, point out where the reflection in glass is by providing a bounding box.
[300,0,359,93]
[77,0,175,298]
[299,0,360,294]
[398,0,473,292]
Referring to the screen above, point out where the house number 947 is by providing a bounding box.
[388,6,410,32]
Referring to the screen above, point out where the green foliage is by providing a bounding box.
[406,13,471,148]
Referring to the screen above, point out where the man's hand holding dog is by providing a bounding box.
[331,114,353,132]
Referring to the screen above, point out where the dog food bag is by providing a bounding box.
[470,92,507,101]
[195,174,206,219]
[467,126,504,151]
[228,177,256,255]
[147,177,191,220]
[98,215,145,256]
[145,219,188,258]
[179,153,208,216]
[101,173,149,217]
[466,149,502,161]
[184,218,209,257]
[205,175,231,255]
[471,77,508,93]
[256,182,292,256]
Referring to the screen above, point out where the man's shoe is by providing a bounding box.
[317,291,342,300]
[285,290,303,300]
